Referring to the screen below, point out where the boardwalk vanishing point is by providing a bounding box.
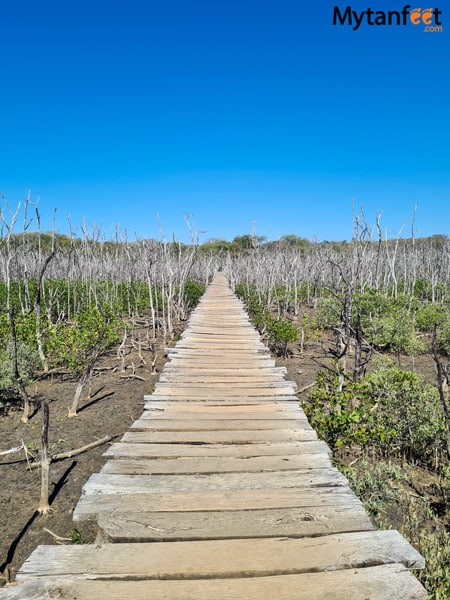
[1,273,426,599]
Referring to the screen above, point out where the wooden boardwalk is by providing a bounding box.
[1,273,426,599]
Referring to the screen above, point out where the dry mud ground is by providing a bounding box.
[0,322,440,586]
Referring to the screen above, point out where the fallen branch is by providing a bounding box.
[43,527,71,543]
[30,435,113,469]
[120,374,145,381]
[297,382,316,394]
[0,444,24,456]
[52,435,112,461]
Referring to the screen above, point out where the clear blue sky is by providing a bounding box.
[1,0,448,242]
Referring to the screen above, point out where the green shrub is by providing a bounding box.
[342,460,450,599]
[46,305,121,374]
[266,316,299,358]
[304,362,448,468]
[0,341,39,396]
[416,303,448,331]
[182,280,205,308]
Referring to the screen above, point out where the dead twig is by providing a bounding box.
[52,435,113,461]
[43,527,71,544]
[0,444,24,456]
[297,382,316,394]
[29,435,113,469]
[120,374,145,381]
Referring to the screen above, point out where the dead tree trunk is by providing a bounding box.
[34,209,56,372]
[9,306,31,422]
[38,401,52,515]
[431,326,450,457]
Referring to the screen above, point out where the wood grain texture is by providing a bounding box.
[16,531,425,580]
[73,487,367,521]
[98,505,375,542]
[0,565,427,599]
[103,440,331,459]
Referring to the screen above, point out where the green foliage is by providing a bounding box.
[367,363,447,465]
[314,296,341,330]
[69,528,87,544]
[342,460,450,599]
[417,529,450,600]
[304,362,448,468]
[0,341,39,395]
[235,284,298,357]
[198,238,231,254]
[305,369,386,450]
[316,290,429,356]
[416,303,448,331]
[342,460,406,518]
[266,315,299,358]
[46,305,121,374]
[182,280,205,308]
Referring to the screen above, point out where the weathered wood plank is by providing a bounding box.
[73,487,366,521]
[159,375,287,383]
[80,469,348,495]
[131,418,309,431]
[143,402,302,413]
[153,382,297,391]
[98,504,375,542]
[144,395,301,405]
[104,441,331,459]
[137,408,306,419]
[143,402,301,414]
[0,565,427,599]
[16,531,425,581]
[100,454,332,475]
[163,364,287,372]
[164,360,278,368]
[122,429,318,443]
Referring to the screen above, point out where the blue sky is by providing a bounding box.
[1,0,448,242]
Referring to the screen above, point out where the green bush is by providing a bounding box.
[266,316,299,358]
[182,280,205,308]
[416,303,448,331]
[236,285,298,356]
[342,460,450,599]
[46,305,121,374]
[0,341,39,397]
[304,361,448,468]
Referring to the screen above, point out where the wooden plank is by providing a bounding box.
[159,375,287,383]
[148,389,298,398]
[166,350,272,358]
[164,360,277,368]
[143,402,301,413]
[162,366,287,374]
[73,487,366,521]
[104,441,331,459]
[0,565,427,599]
[80,469,348,495]
[130,419,312,431]
[122,429,318,443]
[154,382,297,391]
[16,531,425,580]
[144,395,301,405]
[98,504,374,542]
[100,454,332,475]
[136,410,307,421]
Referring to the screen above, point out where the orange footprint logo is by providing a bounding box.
[410,8,422,24]
[421,8,434,24]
